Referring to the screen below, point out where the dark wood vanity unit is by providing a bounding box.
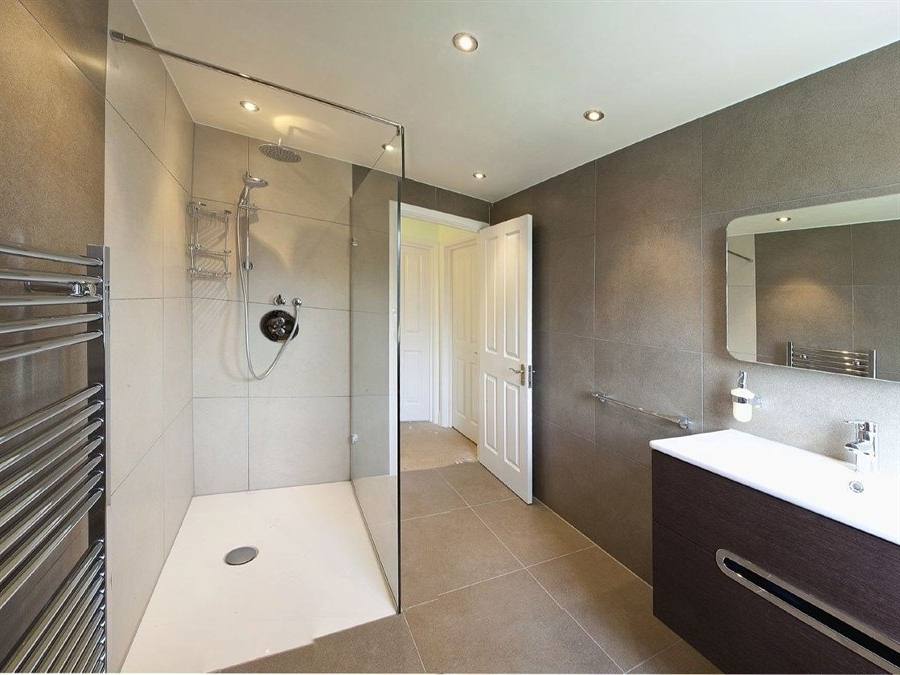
[651,450,900,674]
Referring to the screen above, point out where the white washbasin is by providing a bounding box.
[650,429,900,546]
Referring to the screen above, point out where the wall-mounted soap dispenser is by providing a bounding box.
[731,370,762,422]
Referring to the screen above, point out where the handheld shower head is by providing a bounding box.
[238,173,269,206]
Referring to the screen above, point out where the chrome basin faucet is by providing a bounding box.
[843,420,877,472]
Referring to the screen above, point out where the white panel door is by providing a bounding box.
[477,215,533,503]
[400,244,432,421]
[449,240,479,442]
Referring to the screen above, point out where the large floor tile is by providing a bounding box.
[530,548,677,671]
[400,421,476,471]
[400,509,520,607]
[631,640,720,674]
[436,462,514,505]
[474,498,591,566]
[404,570,618,673]
[224,614,422,673]
[400,469,466,520]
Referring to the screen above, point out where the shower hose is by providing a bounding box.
[234,201,300,380]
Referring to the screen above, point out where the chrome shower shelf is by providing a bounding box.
[188,202,232,280]
[188,267,231,280]
[189,244,231,259]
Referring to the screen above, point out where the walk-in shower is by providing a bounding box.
[107,26,404,673]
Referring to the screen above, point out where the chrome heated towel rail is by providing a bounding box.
[0,243,108,672]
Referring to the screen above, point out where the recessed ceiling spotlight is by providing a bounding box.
[382,143,395,152]
[240,100,260,112]
[583,109,604,122]
[473,171,486,180]
[776,216,792,222]
[452,32,478,52]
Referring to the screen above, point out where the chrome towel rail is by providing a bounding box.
[0,295,101,307]
[0,404,103,473]
[3,544,106,673]
[0,313,103,336]
[0,332,102,364]
[592,391,694,430]
[0,269,102,285]
[0,244,108,670]
[787,341,876,378]
[0,242,102,267]
[0,385,102,446]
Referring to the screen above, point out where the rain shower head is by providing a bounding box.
[258,140,302,163]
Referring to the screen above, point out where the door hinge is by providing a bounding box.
[527,365,534,388]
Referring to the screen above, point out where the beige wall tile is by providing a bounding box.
[163,402,193,553]
[163,297,192,426]
[249,141,352,224]
[193,397,249,495]
[108,298,164,491]
[105,104,165,299]
[192,125,249,203]
[248,306,349,397]
[106,438,165,670]
[106,0,166,155]
[247,211,350,309]
[248,396,350,489]
[192,298,248,397]
[162,176,192,299]
[161,74,194,191]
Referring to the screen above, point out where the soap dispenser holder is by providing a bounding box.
[731,370,762,422]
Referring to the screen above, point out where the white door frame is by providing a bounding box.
[391,201,487,428]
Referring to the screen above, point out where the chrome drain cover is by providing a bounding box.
[849,480,865,494]
[224,546,258,566]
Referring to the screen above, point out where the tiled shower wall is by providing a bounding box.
[190,125,354,494]
[492,42,900,582]
[104,0,195,667]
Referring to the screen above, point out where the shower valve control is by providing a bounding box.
[260,309,297,343]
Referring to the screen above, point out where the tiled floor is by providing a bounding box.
[233,463,719,674]
[400,422,477,471]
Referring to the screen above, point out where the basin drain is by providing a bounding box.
[224,546,259,566]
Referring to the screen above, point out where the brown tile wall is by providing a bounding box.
[491,42,900,582]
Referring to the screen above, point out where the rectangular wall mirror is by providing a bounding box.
[726,193,900,381]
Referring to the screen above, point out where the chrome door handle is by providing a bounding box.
[508,364,526,385]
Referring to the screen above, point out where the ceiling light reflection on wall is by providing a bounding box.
[240,100,260,112]
[776,216,792,222]
[583,109,604,122]
[452,32,478,52]
[473,171,486,180]
[382,143,395,152]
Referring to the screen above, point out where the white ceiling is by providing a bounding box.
[134,0,900,202]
